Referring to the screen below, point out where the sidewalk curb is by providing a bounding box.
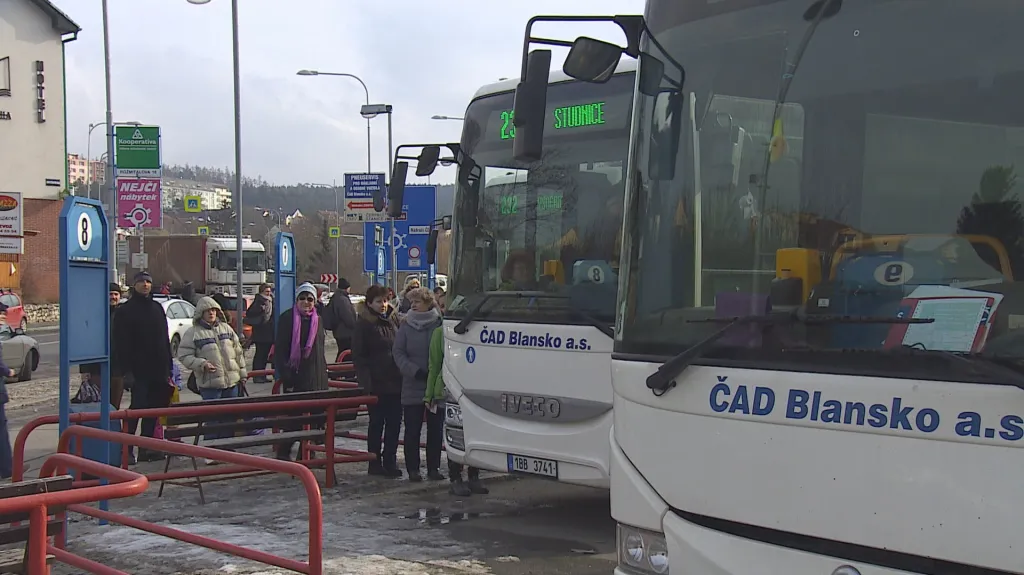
[29,323,59,334]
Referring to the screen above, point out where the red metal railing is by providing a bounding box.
[57,427,325,575]
[0,453,147,575]
[14,395,378,488]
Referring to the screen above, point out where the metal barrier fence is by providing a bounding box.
[14,394,377,488]
[0,453,147,575]
[56,427,326,575]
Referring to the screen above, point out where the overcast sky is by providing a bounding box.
[55,0,644,185]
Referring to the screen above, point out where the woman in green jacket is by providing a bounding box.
[426,326,489,496]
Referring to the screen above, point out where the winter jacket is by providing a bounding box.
[351,303,403,395]
[113,289,172,388]
[274,308,329,393]
[392,308,442,406]
[324,290,357,345]
[177,297,245,390]
[425,326,446,403]
[245,293,275,344]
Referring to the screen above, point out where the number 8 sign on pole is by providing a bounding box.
[66,203,104,262]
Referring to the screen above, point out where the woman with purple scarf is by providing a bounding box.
[273,282,328,460]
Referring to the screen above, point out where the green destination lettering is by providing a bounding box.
[497,101,608,140]
[553,102,605,130]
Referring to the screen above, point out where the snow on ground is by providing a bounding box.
[51,433,518,575]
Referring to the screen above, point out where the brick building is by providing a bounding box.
[0,0,80,302]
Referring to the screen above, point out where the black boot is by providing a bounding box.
[382,464,403,478]
[449,478,472,496]
[407,470,423,482]
[467,477,489,495]
[368,459,386,476]
[427,468,445,481]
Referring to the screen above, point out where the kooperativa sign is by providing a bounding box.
[0,192,24,255]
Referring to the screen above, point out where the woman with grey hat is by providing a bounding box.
[273,282,328,460]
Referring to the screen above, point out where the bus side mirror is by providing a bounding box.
[441,215,452,231]
[427,229,439,265]
[512,49,552,163]
[415,146,441,177]
[649,91,683,181]
[373,182,386,212]
[563,37,623,83]
[637,53,668,97]
[387,162,408,218]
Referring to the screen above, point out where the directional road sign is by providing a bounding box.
[363,185,437,273]
[197,226,210,235]
[320,273,338,284]
[344,173,385,222]
[184,195,202,213]
[328,226,341,239]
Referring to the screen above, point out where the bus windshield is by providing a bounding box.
[449,72,635,326]
[619,0,1024,381]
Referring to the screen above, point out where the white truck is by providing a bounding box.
[126,234,268,297]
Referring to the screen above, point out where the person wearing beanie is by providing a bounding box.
[113,271,174,462]
[273,282,328,460]
[323,277,356,357]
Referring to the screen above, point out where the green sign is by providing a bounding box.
[114,125,161,174]
[498,194,562,215]
[197,226,210,236]
[184,195,202,213]
[498,103,607,140]
[328,226,341,238]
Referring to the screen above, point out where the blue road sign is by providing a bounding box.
[274,232,296,326]
[344,173,385,199]
[363,185,437,273]
[376,246,386,278]
[58,197,114,508]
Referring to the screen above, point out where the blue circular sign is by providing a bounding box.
[65,202,105,262]
[466,346,476,364]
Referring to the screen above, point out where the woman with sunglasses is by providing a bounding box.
[273,282,328,460]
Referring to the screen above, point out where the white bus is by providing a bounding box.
[441,61,637,488]
[516,1,1024,573]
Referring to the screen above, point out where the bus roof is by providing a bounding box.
[470,57,638,101]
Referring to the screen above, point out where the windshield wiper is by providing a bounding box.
[645,312,934,395]
[452,291,562,334]
[451,291,614,338]
[887,346,1024,391]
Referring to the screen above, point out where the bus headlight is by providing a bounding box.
[445,393,463,428]
[617,524,669,574]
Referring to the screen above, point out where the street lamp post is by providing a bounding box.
[430,115,465,121]
[360,104,395,290]
[296,70,372,174]
[101,0,116,282]
[187,0,244,333]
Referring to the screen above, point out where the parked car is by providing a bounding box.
[153,295,196,357]
[0,326,39,382]
[0,291,27,332]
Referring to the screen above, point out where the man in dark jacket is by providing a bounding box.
[351,284,404,477]
[79,283,125,407]
[246,283,275,382]
[274,282,328,460]
[114,271,173,462]
[0,303,16,478]
[323,278,356,358]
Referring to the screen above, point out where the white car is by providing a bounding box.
[0,326,38,382]
[153,295,196,357]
